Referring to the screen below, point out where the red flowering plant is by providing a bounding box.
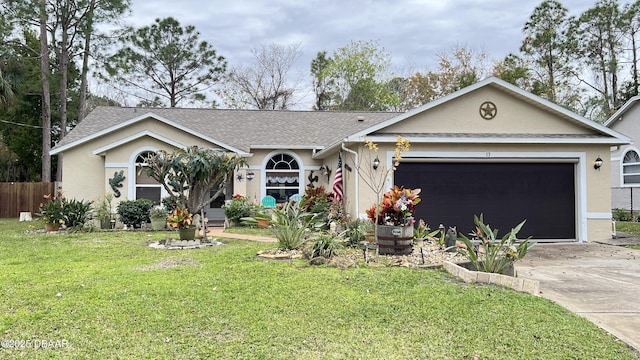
[366,185,421,226]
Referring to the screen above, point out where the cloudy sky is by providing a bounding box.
[118,0,597,108]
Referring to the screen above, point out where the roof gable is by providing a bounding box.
[345,77,629,144]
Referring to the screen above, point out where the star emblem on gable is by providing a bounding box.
[479,101,497,120]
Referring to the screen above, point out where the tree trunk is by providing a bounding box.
[39,0,52,182]
[78,0,96,122]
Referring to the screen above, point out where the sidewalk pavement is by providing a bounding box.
[206,226,276,242]
[515,242,640,353]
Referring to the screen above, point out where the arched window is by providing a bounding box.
[135,151,162,203]
[265,153,300,202]
[623,150,640,185]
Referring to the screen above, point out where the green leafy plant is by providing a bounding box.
[116,199,154,228]
[223,194,253,222]
[149,206,168,220]
[345,219,374,247]
[457,214,535,274]
[38,192,65,225]
[309,232,344,259]
[94,193,114,229]
[270,200,322,250]
[414,219,440,240]
[63,199,93,229]
[167,207,193,229]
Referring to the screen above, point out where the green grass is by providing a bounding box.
[614,222,640,250]
[1,219,637,359]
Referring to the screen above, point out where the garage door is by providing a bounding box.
[394,162,576,240]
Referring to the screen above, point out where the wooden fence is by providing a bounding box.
[0,182,58,218]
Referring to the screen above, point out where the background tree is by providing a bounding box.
[217,43,302,110]
[310,51,333,110]
[102,17,226,108]
[520,0,577,105]
[324,40,399,111]
[570,0,625,118]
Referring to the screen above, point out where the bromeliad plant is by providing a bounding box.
[457,214,535,274]
[269,199,323,250]
[366,185,421,226]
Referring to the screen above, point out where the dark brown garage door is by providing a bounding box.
[394,162,576,240]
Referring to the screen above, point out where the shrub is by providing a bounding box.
[345,219,373,248]
[457,214,535,274]
[613,208,634,222]
[161,195,181,213]
[117,199,154,228]
[63,199,93,229]
[223,194,253,223]
[310,232,344,259]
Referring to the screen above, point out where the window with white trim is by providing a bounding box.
[135,151,162,204]
[265,153,300,202]
[623,150,640,185]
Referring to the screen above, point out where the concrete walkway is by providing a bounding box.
[206,226,276,242]
[515,242,640,352]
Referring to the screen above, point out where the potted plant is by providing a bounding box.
[38,190,65,231]
[149,206,168,231]
[413,219,440,246]
[366,185,421,255]
[167,207,195,240]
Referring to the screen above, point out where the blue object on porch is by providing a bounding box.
[261,195,276,207]
[289,194,301,203]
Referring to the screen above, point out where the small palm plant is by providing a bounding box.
[457,214,535,274]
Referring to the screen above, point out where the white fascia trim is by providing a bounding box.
[586,212,612,219]
[105,162,128,168]
[397,151,588,243]
[51,111,250,156]
[251,145,325,150]
[360,135,627,145]
[92,130,187,155]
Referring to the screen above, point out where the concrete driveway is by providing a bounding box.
[515,242,640,352]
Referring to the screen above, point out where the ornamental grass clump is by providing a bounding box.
[457,214,535,274]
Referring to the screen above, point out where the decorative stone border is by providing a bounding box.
[443,261,540,295]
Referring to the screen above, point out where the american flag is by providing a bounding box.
[333,153,343,201]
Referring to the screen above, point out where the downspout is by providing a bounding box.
[341,142,359,216]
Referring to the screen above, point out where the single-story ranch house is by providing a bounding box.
[51,77,629,242]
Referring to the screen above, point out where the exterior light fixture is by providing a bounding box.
[373,156,380,170]
[246,172,255,181]
[594,156,603,170]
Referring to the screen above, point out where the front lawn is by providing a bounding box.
[0,219,637,359]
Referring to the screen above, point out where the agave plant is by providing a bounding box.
[457,214,535,274]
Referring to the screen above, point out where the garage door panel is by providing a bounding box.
[394,162,575,240]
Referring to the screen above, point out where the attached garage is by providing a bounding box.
[395,161,576,240]
[332,77,630,243]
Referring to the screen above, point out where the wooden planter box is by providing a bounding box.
[376,225,413,255]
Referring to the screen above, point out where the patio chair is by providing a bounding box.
[289,194,301,203]
[261,195,276,208]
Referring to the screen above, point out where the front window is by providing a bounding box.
[265,153,300,202]
[135,151,162,204]
[623,150,640,185]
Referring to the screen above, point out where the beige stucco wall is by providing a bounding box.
[340,138,613,243]
[383,87,592,135]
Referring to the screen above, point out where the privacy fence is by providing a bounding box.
[0,182,57,218]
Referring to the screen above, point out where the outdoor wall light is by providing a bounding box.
[373,156,380,170]
[594,156,603,170]
[319,165,331,180]
[246,172,255,181]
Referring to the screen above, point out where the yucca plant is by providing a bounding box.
[269,199,322,250]
[457,214,535,274]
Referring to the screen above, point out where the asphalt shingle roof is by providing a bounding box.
[55,107,402,153]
